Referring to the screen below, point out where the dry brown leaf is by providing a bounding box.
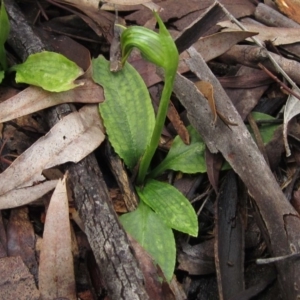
[0,105,104,198]
[7,207,39,283]
[218,20,300,45]
[194,31,258,62]
[0,180,57,210]
[103,0,153,5]
[195,81,217,124]
[39,176,76,300]
[283,87,300,156]
[275,0,300,24]
[0,79,104,123]
[60,0,100,9]
[0,256,40,300]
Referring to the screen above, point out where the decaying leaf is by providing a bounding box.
[0,256,40,300]
[193,31,258,63]
[283,87,300,156]
[0,105,104,199]
[0,180,58,210]
[7,207,38,282]
[195,81,217,124]
[102,0,154,5]
[0,79,104,123]
[39,176,76,300]
[218,20,300,45]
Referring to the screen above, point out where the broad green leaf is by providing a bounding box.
[0,1,9,70]
[137,179,198,236]
[0,70,4,83]
[120,201,175,282]
[92,55,155,171]
[10,51,84,92]
[150,125,206,178]
[250,112,279,144]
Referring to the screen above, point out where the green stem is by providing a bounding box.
[136,71,175,185]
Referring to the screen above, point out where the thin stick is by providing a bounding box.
[258,63,300,101]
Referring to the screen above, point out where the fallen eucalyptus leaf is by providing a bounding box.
[39,176,76,300]
[218,21,300,46]
[0,79,104,123]
[0,180,58,210]
[0,105,104,196]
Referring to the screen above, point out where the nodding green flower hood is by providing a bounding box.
[120,11,178,76]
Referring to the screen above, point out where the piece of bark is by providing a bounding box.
[215,171,244,300]
[105,141,139,212]
[4,1,149,299]
[168,46,300,300]
[0,212,7,258]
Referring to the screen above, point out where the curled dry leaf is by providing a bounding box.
[39,176,76,300]
[0,105,104,199]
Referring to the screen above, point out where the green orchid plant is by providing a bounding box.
[92,12,198,281]
[120,12,179,185]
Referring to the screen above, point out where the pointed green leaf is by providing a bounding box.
[0,0,10,70]
[150,126,206,178]
[120,201,175,282]
[250,112,280,144]
[137,179,198,236]
[92,55,155,170]
[10,51,84,92]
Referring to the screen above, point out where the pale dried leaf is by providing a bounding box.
[39,176,76,300]
[60,0,100,9]
[0,180,58,209]
[0,79,104,123]
[283,88,300,156]
[0,105,105,196]
[103,0,153,5]
[218,21,300,45]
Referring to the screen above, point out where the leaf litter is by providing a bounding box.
[2,0,300,299]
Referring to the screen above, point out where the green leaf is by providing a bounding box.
[10,51,84,92]
[0,0,10,70]
[0,70,4,83]
[250,112,279,144]
[92,55,155,171]
[120,201,175,282]
[150,126,206,178]
[136,179,198,236]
